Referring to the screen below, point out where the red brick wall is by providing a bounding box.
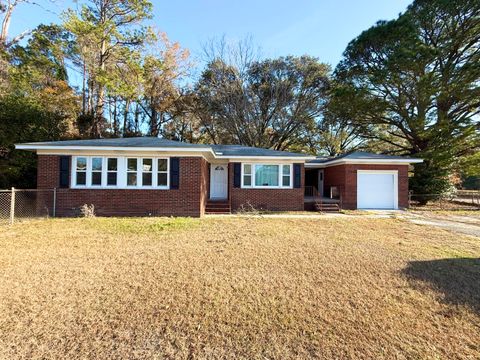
[199,158,209,216]
[37,155,209,217]
[324,164,409,209]
[228,163,304,212]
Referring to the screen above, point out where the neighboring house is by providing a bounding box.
[15,137,422,217]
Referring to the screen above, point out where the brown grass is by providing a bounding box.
[0,217,479,359]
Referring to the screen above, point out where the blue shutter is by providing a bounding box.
[233,163,241,188]
[170,157,179,189]
[293,164,302,188]
[59,156,70,188]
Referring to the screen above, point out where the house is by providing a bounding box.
[15,137,422,217]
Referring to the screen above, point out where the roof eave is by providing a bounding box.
[15,144,315,161]
[305,158,423,168]
[15,144,215,154]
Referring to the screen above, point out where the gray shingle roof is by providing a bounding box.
[307,151,421,163]
[17,137,312,158]
[20,137,211,149]
[211,144,308,157]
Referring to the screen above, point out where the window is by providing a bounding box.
[142,158,153,186]
[243,164,252,186]
[71,156,170,189]
[75,157,87,186]
[157,159,168,187]
[127,158,138,186]
[107,158,117,186]
[91,157,103,186]
[282,165,291,187]
[242,163,292,188]
[255,165,279,187]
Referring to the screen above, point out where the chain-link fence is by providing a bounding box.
[0,188,56,225]
[409,191,480,211]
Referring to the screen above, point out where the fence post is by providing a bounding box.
[9,187,15,225]
[53,188,57,217]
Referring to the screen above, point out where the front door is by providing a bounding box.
[318,169,324,197]
[210,164,228,199]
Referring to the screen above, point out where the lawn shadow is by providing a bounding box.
[402,258,480,314]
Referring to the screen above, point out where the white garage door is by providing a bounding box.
[357,171,398,209]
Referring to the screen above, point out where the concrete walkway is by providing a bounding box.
[399,212,480,238]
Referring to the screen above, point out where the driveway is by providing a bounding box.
[399,212,480,238]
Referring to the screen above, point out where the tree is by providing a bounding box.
[140,32,191,137]
[193,49,330,150]
[64,0,153,137]
[1,0,55,49]
[333,0,480,199]
[0,24,79,188]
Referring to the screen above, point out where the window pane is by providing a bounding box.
[92,158,102,171]
[108,158,117,171]
[76,172,86,185]
[243,175,251,186]
[142,173,152,186]
[76,157,87,171]
[158,159,167,171]
[158,173,168,186]
[127,173,137,186]
[92,172,102,185]
[282,175,290,187]
[127,158,137,171]
[243,164,251,174]
[255,165,279,186]
[143,159,152,172]
[283,165,290,175]
[107,172,117,186]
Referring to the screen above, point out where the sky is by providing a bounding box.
[9,0,412,73]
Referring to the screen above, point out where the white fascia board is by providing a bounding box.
[15,144,214,153]
[305,158,423,168]
[215,155,315,162]
[15,144,314,162]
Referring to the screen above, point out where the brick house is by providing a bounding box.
[16,137,422,217]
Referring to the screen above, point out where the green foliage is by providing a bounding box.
[332,0,480,197]
[0,24,80,188]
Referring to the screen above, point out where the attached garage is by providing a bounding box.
[357,170,398,209]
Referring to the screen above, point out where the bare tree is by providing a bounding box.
[0,0,56,49]
[192,38,330,151]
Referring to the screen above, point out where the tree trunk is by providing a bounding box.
[0,3,14,49]
[123,99,130,136]
[81,60,87,115]
[149,103,158,136]
[113,97,118,136]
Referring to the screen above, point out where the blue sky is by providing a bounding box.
[10,0,412,69]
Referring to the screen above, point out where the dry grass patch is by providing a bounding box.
[0,217,479,359]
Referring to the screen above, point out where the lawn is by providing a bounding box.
[0,216,479,359]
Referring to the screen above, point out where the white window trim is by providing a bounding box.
[71,156,170,190]
[241,163,293,189]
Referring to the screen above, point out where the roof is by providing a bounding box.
[211,144,307,158]
[18,137,211,149]
[15,137,314,160]
[306,151,423,166]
